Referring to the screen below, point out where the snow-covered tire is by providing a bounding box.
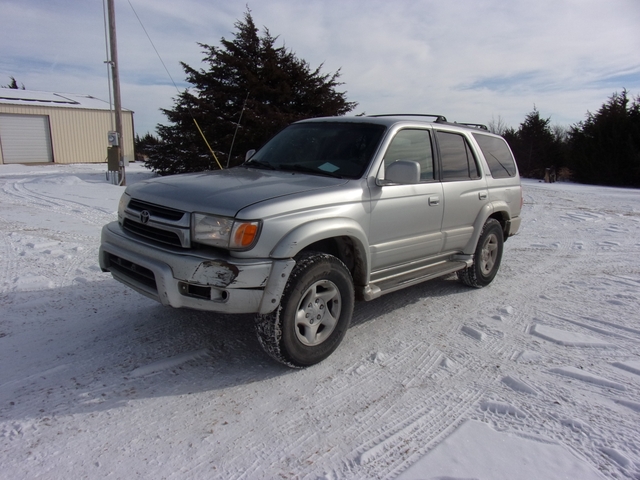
[255,252,354,368]
[458,218,504,288]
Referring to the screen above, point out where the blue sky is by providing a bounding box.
[1,0,639,135]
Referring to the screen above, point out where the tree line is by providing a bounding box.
[498,91,640,187]
[137,10,640,188]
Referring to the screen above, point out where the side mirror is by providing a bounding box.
[245,149,256,161]
[382,160,421,185]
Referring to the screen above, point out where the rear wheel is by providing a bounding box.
[458,218,504,288]
[255,252,354,368]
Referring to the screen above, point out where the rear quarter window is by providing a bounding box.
[472,133,518,178]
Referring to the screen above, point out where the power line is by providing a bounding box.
[126,0,223,170]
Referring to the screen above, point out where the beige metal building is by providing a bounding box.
[0,89,134,165]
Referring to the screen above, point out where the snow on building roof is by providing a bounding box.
[0,89,132,112]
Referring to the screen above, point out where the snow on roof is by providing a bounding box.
[0,88,132,112]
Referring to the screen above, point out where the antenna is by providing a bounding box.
[227,92,250,168]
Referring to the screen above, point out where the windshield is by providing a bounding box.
[247,122,386,179]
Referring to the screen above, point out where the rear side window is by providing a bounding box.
[436,131,480,181]
[472,133,518,178]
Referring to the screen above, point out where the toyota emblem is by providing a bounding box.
[140,210,150,224]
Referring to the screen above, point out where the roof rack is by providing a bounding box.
[367,115,490,131]
[368,114,448,123]
[457,122,489,131]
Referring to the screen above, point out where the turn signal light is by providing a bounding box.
[233,223,259,248]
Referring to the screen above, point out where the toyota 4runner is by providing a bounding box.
[99,114,522,367]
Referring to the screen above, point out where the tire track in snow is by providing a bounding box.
[396,189,640,479]
[463,235,640,480]
[354,380,491,479]
[337,322,510,477]
[0,175,116,291]
[0,221,19,293]
[471,360,640,479]
[226,334,491,479]
[2,177,116,227]
[263,344,446,457]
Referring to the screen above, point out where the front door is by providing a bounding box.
[369,128,444,273]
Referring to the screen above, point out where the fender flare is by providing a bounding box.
[270,217,371,284]
[463,201,511,254]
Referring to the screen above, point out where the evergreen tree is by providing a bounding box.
[134,133,161,162]
[568,90,640,187]
[503,107,562,178]
[147,10,357,175]
[2,76,25,89]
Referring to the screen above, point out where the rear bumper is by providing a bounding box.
[506,215,522,238]
[99,222,294,314]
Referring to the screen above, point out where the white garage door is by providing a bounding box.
[0,114,54,164]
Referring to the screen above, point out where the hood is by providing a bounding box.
[125,167,348,217]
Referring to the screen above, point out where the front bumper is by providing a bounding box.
[99,222,294,314]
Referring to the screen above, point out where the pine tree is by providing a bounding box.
[504,107,562,178]
[2,77,25,89]
[146,10,357,175]
[568,90,640,186]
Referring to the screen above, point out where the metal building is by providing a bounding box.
[0,89,134,165]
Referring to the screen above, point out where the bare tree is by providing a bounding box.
[552,124,568,143]
[488,115,507,136]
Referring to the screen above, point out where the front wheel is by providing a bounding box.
[255,252,355,368]
[458,218,504,288]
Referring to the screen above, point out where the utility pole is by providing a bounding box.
[106,0,126,185]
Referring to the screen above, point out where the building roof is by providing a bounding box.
[0,89,132,112]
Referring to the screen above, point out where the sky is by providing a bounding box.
[1,0,639,136]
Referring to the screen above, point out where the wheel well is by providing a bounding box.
[489,212,509,239]
[300,236,366,286]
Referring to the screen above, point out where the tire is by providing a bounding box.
[458,218,504,288]
[255,252,355,368]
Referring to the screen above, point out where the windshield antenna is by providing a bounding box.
[227,92,250,168]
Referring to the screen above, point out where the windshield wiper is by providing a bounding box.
[278,164,343,178]
[244,159,276,170]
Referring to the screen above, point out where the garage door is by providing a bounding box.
[0,114,54,164]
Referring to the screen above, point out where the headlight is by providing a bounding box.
[192,213,261,250]
[118,193,130,224]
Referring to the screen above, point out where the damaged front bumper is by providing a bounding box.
[99,222,294,314]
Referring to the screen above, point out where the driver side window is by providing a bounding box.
[383,129,434,181]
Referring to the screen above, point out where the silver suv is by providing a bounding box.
[100,114,522,367]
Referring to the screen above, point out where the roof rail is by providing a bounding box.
[457,122,489,131]
[368,114,448,123]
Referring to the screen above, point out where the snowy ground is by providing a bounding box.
[1,163,639,479]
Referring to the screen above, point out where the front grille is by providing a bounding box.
[107,254,157,291]
[128,199,185,221]
[123,219,183,247]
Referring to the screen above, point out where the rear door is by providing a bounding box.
[435,130,489,253]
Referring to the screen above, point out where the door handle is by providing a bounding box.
[478,191,488,200]
[429,196,440,206]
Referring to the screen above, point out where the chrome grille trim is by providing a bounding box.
[122,198,191,247]
[128,199,185,221]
